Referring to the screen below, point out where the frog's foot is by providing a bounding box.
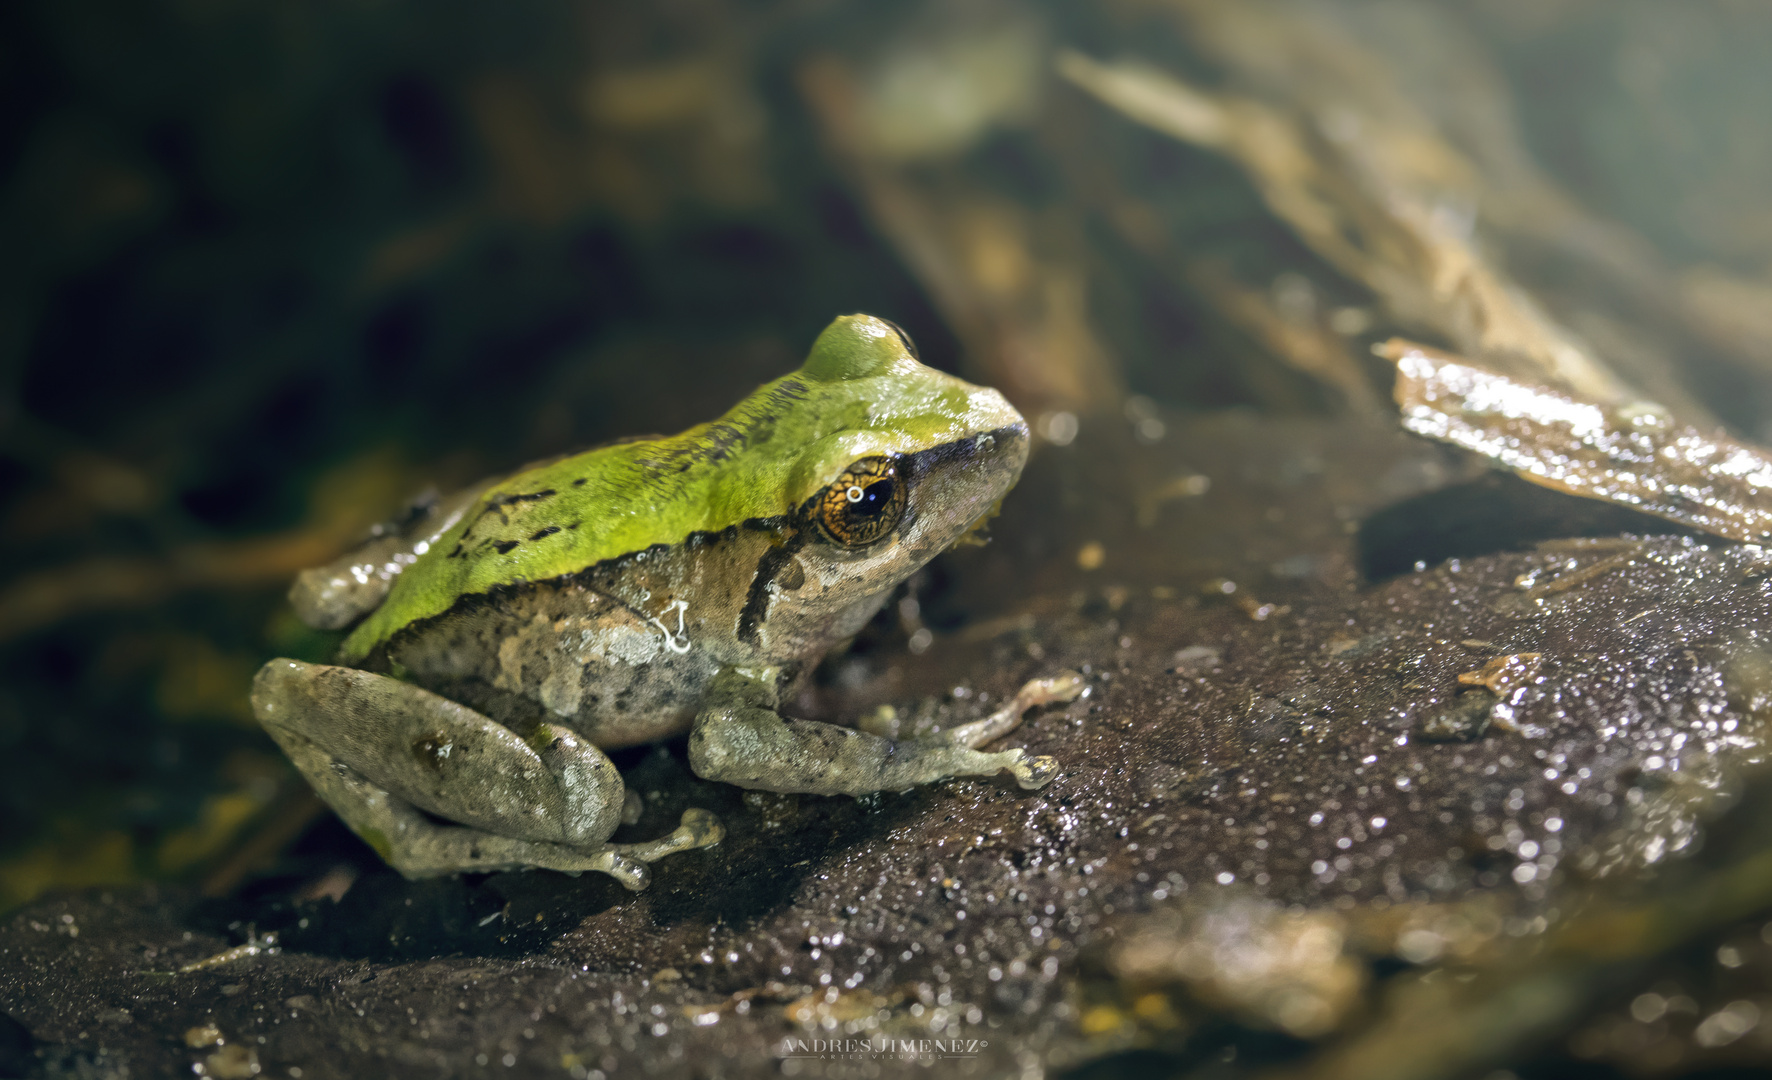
[944,670,1084,749]
[573,850,650,892]
[690,667,1068,797]
[610,808,725,863]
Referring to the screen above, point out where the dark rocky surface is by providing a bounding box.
[6,2,1772,1077]
[8,415,1772,1078]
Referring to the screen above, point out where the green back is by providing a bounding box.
[339,315,1018,660]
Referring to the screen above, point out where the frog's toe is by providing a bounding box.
[679,807,725,848]
[1009,753,1060,790]
[603,852,651,892]
[1020,670,1086,708]
[610,808,724,865]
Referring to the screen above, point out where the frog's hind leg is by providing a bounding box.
[688,667,1081,797]
[268,726,655,887]
[251,659,721,888]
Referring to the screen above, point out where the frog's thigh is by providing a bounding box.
[688,668,1059,797]
[267,725,653,886]
[252,658,624,847]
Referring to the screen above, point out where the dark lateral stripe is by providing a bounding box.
[736,528,808,645]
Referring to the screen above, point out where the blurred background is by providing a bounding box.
[6,0,1772,1073]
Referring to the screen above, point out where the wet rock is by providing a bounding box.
[1418,691,1494,742]
[1566,909,1772,1073]
[0,1011,33,1078]
[1089,891,1365,1039]
[1244,695,1308,747]
[6,419,1772,1077]
[1171,645,1223,676]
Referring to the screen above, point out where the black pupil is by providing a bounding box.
[849,478,893,517]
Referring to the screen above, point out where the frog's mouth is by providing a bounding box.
[949,496,1006,550]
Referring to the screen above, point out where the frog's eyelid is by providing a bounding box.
[878,318,920,363]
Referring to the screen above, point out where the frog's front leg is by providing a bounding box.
[251,660,720,889]
[688,667,1079,796]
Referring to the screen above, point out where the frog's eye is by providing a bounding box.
[814,456,908,547]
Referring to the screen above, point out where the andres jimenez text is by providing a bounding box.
[780,1037,989,1060]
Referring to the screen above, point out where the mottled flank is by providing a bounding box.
[341,316,1021,660]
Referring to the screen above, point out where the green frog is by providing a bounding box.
[252,315,1082,891]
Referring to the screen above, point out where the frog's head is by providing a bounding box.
[765,314,1028,626]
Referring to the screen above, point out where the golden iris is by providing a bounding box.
[814,457,907,546]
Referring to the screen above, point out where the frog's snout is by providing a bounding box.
[976,418,1030,474]
[925,422,1029,531]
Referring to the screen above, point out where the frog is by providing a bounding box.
[251,314,1083,892]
